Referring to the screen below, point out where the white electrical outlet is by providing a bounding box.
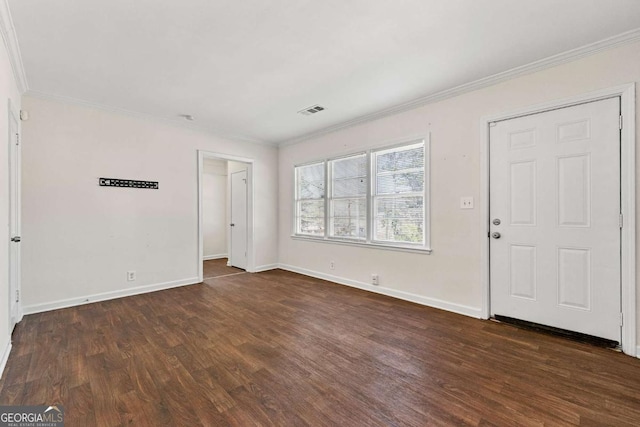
[460,197,474,209]
[371,274,379,285]
[127,271,136,281]
[330,261,335,270]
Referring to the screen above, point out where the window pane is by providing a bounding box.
[376,171,423,194]
[332,154,367,179]
[331,154,366,197]
[331,198,366,239]
[374,196,424,243]
[297,200,325,235]
[298,199,324,218]
[375,145,424,173]
[297,162,324,199]
[333,177,366,197]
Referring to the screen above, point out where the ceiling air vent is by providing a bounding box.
[298,104,326,116]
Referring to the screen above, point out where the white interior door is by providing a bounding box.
[490,97,621,342]
[8,107,21,331]
[230,170,248,269]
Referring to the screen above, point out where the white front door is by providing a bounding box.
[490,97,621,342]
[8,107,21,331]
[230,170,248,270]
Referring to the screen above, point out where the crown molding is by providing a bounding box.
[280,27,640,146]
[0,0,27,93]
[24,89,277,147]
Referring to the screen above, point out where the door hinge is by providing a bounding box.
[619,115,623,130]
[15,133,19,146]
[16,289,19,302]
[619,214,624,228]
[620,312,624,326]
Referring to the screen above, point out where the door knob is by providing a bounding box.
[491,232,501,239]
[11,236,20,242]
[492,218,501,226]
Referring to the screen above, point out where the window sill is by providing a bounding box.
[290,235,432,254]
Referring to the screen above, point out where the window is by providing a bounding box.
[295,162,325,236]
[372,142,425,245]
[293,138,429,252]
[329,154,367,240]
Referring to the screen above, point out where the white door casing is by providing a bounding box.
[8,104,21,332]
[489,97,621,342]
[230,170,248,270]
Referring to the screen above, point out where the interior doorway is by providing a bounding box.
[197,151,254,282]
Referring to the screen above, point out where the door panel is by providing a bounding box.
[8,107,20,331]
[509,160,536,225]
[557,247,590,310]
[557,154,590,226]
[230,170,247,270]
[490,97,620,342]
[509,244,537,300]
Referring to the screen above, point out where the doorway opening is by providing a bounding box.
[197,151,254,282]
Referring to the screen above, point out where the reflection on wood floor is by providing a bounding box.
[1,269,640,425]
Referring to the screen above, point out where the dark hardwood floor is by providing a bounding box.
[203,258,245,279]
[1,269,640,426]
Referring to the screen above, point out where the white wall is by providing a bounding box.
[279,41,640,335]
[228,161,248,175]
[202,159,227,259]
[20,96,278,311]
[0,31,22,372]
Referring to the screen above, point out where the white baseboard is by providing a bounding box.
[252,263,279,273]
[278,264,482,319]
[636,346,640,359]
[22,277,201,315]
[0,342,11,380]
[203,253,227,261]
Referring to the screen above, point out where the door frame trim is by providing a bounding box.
[480,83,636,356]
[197,150,255,281]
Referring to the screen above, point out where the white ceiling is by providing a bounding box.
[8,0,640,145]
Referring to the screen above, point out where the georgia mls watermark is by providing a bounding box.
[0,406,64,427]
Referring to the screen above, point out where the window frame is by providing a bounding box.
[292,136,431,254]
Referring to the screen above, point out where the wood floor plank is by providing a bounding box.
[203,258,244,279]
[1,268,640,426]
